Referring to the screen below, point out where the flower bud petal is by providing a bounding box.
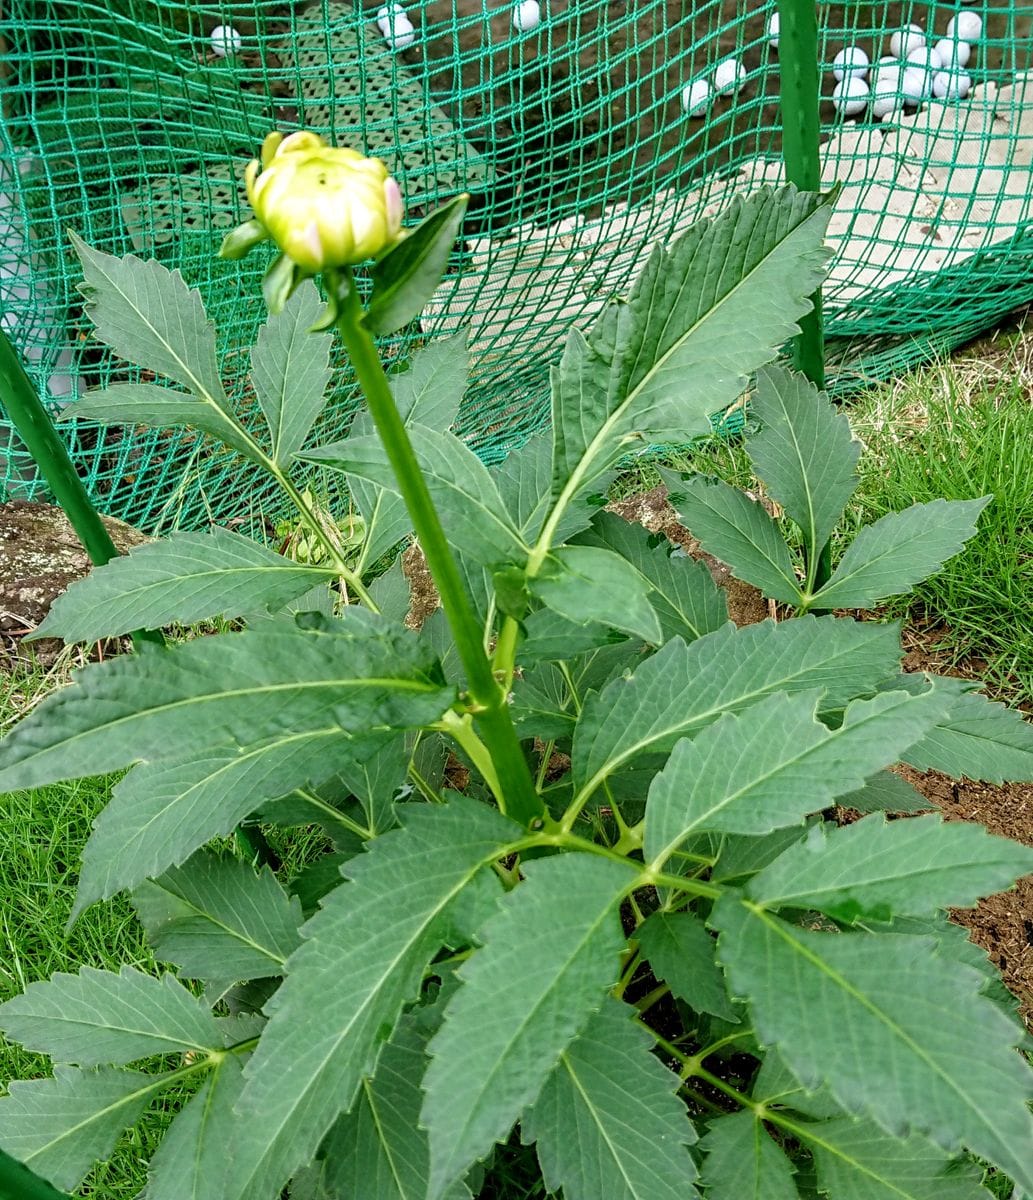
[240,130,406,273]
[218,218,269,261]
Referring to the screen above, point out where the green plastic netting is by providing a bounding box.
[2,0,1032,532]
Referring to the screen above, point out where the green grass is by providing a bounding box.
[848,351,1033,704]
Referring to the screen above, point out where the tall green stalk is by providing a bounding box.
[332,270,544,828]
[0,330,163,647]
[777,0,832,589]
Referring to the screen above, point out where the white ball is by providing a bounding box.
[934,36,971,69]
[933,68,972,98]
[512,0,541,31]
[832,76,869,116]
[385,14,415,49]
[870,58,903,90]
[713,57,747,95]
[947,11,982,42]
[889,24,925,59]
[767,12,780,50]
[832,46,869,81]
[210,24,242,56]
[871,78,903,118]
[376,2,404,28]
[681,78,712,117]
[900,66,927,102]
[906,46,943,94]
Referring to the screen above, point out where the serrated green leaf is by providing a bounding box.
[531,545,663,645]
[131,852,304,988]
[251,281,332,466]
[367,196,470,335]
[0,1065,161,1191]
[224,796,519,1200]
[575,512,728,642]
[288,851,351,917]
[0,614,452,793]
[713,897,1033,1193]
[809,498,991,610]
[145,1055,246,1200]
[62,382,261,462]
[75,733,361,914]
[803,1116,990,1200]
[34,529,336,643]
[70,232,226,406]
[698,1111,798,1200]
[494,433,612,545]
[636,911,737,1021]
[748,363,860,558]
[836,770,937,814]
[0,966,221,1065]
[305,427,526,569]
[522,998,700,1200]
[317,1017,471,1200]
[520,609,627,665]
[422,854,637,1199]
[751,1049,844,1119]
[663,474,801,604]
[903,690,1033,783]
[549,187,832,505]
[747,813,1033,921]
[642,686,953,865]
[571,616,902,804]
[711,823,813,885]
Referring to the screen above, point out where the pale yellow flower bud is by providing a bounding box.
[242,131,405,274]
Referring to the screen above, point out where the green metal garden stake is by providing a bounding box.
[0,329,163,647]
[776,0,833,589]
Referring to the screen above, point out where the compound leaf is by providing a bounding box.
[75,732,360,915]
[0,1065,161,1191]
[571,616,902,804]
[748,363,860,557]
[530,545,663,645]
[836,770,936,814]
[131,851,304,987]
[0,966,221,1066]
[0,614,452,793]
[35,529,336,643]
[550,187,831,503]
[714,897,1033,1193]
[224,796,519,1200]
[809,498,990,610]
[903,690,1033,783]
[643,687,953,865]
[636,910,737,1021]
[305,427,525,569]
[250,281,333,466]
[422,854,637,1199]
[71,233,226,407]
[803,1117,990,1200]
[747,813,1033,921]
[575,512,728,643]
[316,1017,471,1200]
[664,474,801,604]
[523,998,700,1200]
[698,1111,798,1200]
[145,1055,246,1200]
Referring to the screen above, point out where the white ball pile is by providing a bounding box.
[828,9,980,121]
[210,24,243,56]
[377,2,415,50]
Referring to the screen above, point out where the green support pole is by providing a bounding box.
[0,1147,72,1200]
[776,0,832,587]
[776,0,826,392]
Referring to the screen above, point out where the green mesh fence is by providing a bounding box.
[1,0,1031,532]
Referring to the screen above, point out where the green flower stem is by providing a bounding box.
[437,710,504,800]
[0,329,163,650]
[332,270,543,827]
